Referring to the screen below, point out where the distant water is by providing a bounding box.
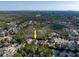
[0,11,79,14]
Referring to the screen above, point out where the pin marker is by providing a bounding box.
[34,28,37,41]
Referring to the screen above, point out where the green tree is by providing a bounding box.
[15,52,22,57]
[15,44,53,57]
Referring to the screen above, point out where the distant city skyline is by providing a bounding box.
[0,1,79,11]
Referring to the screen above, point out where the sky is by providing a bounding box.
[0,1,79,11]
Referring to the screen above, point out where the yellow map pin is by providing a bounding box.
[34,28,37,41]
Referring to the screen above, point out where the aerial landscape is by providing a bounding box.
[0,1,79,57]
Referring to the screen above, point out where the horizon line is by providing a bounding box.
[0,10,79,11]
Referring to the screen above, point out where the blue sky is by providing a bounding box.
[0,1,79,11]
